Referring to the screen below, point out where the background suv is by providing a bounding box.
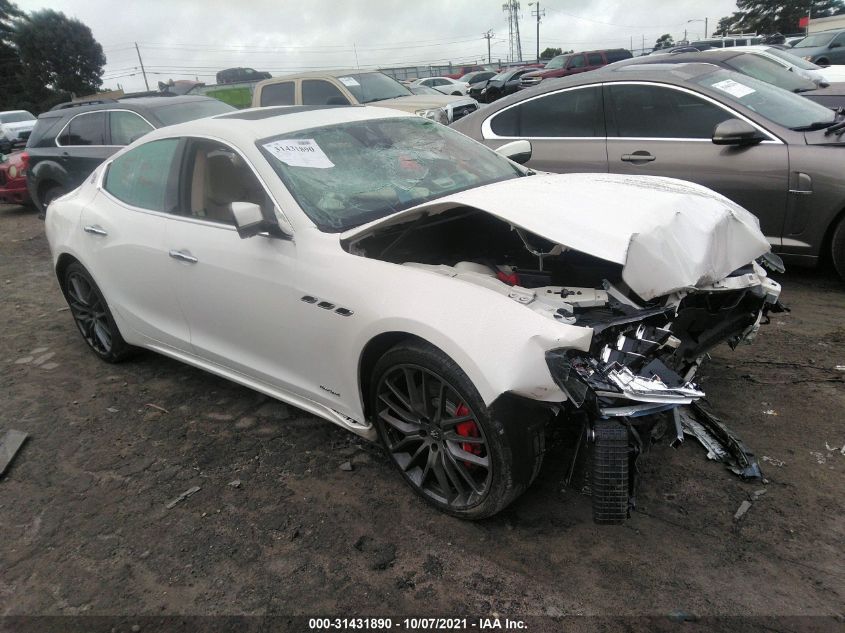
[520,49,632,87]
[26,95,234,214]
[791,29,845,65]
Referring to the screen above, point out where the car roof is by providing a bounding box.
[260,69,381,81]
[141,104,411,144]
[36,95,220,119]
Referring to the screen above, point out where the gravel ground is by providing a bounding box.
[1,204,843,624]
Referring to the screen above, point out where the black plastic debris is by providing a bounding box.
[677,403,764,480]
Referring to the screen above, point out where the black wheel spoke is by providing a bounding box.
[376,363,493,510]
[443,430,484,444]
[439,451,469,498]
[446,442,489,469]
[402,442,428,472]
[66,272,113,355]
[378,393,418,425]
[378,408,421,436]
[444,449,483,494]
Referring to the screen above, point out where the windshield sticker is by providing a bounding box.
[711,79,756,99]
[263,139,335,169]
[337,76,360,87]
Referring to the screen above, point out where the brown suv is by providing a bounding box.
[520,48,632,87]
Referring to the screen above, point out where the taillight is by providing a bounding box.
[18,151,28,174]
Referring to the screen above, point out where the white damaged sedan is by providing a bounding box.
[46,105,783,522]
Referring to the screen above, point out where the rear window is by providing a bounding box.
[58,111,107,146]
[606,49,633,63]
[150,99,235,126]
[260,81,295,106]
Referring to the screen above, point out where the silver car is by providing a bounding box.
[452,62,845,278]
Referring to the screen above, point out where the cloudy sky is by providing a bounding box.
[18,0,739,91]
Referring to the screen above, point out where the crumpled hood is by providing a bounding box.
[342,173,771,300]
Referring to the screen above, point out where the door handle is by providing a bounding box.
[83,224,108,236]
[169,249,198,264]
[621,151,656,163]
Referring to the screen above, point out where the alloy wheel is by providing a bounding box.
[66,271,113,356]
[376,364,492,508]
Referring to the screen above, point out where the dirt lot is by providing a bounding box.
[1,204,843,623]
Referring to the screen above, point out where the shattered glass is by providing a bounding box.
[259,118,522,231]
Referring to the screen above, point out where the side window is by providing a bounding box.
[104,139,180,211]
[568,54,586,69]
[184,140,272,225]
[58,111,107,146]
[109,111,154,146]
[588,53,603,66]
[301,79,351,105]
[833,32,845,46]
[606,50,631,63]
[260,81,295,106]
[607,84,732,139]
[490,87,603,137]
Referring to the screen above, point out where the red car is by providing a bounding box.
[520,48,632,88]
[0,150,30,206]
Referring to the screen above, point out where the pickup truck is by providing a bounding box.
[252,70,478,124]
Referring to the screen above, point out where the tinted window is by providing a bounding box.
[545,55,569,69]
[588,53,603,66]
[335,73,411,103]
[607,84,731,138]
[568,55,586,69]
[606,49,633,63]
[490,87,603,137]
[302,80,350,105]
[260,81,295,106]
[151,99,235,126]
[59,112,106,146]
[104,139,180,211]
[793,33,836,47]
[184,140,271,224]
[726,53,815,92]
[109,111,154,145]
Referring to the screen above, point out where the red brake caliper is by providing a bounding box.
[454,403,482,467]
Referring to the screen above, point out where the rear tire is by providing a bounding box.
[371,340,545,520]
[831,215,845,280]
[39,183,66,219]
[591,420,629,525]
[62,262,135,363]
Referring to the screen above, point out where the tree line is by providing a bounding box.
[0,0,105,114]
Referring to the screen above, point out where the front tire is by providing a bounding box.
[62,262,134,363]
[831,215,845,280]
[371,341,545,520]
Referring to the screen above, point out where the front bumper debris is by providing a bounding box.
[676,402,764,480]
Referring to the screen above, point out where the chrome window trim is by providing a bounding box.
[481,80,784,144]
[98,133,294,234]
[55,109,155,148]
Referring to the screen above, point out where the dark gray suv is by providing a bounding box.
[452,62,845,278]
[791,29,845,66]
[26,95,235,214]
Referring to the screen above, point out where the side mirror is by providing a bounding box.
[231,201,287,239]
[496,139,532,164]
[712,119,766,146]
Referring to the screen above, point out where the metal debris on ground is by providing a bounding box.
[824,442,845,455]
[762,455,785,467]
[165,485,201,509]
[144,403,169,414]
[734,499,753,521]
[835,365,845,371]
[762,409,778,416]
[677,403,763,480]
[227,479,241,488]
[106,407,119,413]
[752,489,767,500]
[0,429,28,477]
[339,461,354,471]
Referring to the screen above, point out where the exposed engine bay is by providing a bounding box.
[346,207,783,417]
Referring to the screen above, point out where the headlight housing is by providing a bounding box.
[8,164,17,178]
[415,107,449,125]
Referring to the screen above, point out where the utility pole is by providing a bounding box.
[134,42,149,91]
[483,30,494,64]
[529,2,545,64]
